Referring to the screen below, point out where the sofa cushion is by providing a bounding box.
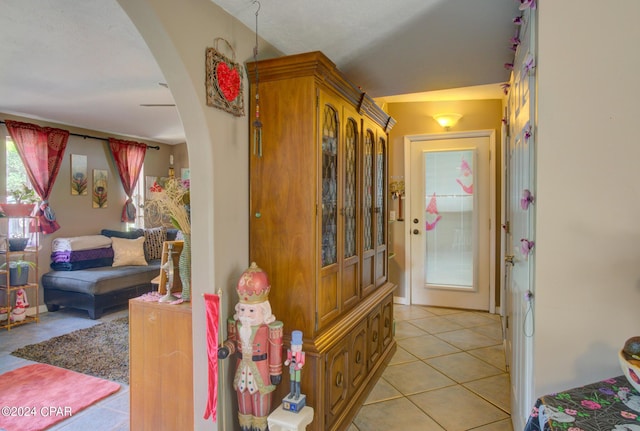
[100,228,144,239]
[166,228,179,241]
[42,262,160,295]
[112,237,147,267]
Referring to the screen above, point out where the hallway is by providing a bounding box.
[350,304,512,431]
[0,304,512,430]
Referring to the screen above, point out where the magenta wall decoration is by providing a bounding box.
[520,239,535,257]
[520,189,535,210]
[519,0,536,11]
[425,193,442,231]
[524,122,532,141]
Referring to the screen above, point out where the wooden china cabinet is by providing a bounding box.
[246,51,397,431]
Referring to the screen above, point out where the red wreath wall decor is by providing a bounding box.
[206,38,245,117]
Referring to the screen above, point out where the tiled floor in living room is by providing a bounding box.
[0,304,512,431]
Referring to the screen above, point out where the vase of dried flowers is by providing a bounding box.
[147,178,191,301]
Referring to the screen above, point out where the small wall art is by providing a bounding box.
[71,154,88,195]
[205,38,245,117]
[92,169,108,208]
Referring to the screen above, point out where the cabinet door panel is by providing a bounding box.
[367,305,382,369]
[381,294,393,349]
[350,320,368,392]
[318,271,339,327]
[326,339,349,427]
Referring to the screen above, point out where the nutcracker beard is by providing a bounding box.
[239,316,253,347]
[236,316,272,431]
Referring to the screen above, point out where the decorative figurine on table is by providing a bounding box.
[218,262,283,431]
[159,243,178,303]
[10,288,28,322]
[282,330,306,412]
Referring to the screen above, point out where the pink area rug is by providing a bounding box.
[0,363,120,431]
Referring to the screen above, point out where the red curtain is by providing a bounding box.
[108,138,147,223]
[5,120,69,234]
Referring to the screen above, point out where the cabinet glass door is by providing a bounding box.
[361,129,375,294]
[342,117,360,309]
[374,135,388,286]
[321,105,339,267]
[344,118,358,261]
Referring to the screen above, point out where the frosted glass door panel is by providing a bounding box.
[424,150,476,290]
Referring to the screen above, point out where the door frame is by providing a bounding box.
[402,130,497,313]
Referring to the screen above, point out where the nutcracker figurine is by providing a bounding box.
[283,330,306,412]
[218,262,283,431]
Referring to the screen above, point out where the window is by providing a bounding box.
[5,137,31,202]
[126,167,145,230]
[4,136,35,244]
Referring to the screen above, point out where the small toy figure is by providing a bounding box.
[284,330,305,400]
[218,262,283,431]
[10,288,28,322]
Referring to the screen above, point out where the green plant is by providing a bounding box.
[0,260,36,277]
[9,183,38,204]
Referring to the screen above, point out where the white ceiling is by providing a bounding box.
[0,0,519,145]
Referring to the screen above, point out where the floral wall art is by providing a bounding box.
[70,154,88,195]
[92,169,108,208]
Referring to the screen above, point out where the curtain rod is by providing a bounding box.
[0,120,160,150]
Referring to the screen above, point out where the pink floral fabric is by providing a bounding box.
[5,120,68,234]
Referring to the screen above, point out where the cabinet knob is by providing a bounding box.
[413,229,420,235]
[384,318,390,328]
[335,372,343,387]
[372,331,378,342]
[356,351,362,364]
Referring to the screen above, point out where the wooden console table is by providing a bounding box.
[129,297,193,430]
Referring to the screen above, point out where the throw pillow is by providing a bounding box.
[144,227,167,261]
[111,237,148,267]
[100,228,144,239]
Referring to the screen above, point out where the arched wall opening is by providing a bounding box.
[116,0,280,429]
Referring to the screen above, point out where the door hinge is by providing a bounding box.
[505,315,509,329]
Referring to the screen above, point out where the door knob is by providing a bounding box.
[413,229,420,235]
[505,255,515,266]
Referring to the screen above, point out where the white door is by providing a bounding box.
[504,7,536,431]
[409,133,491,311]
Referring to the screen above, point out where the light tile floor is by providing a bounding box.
[0,304,513,431]
[349,304,513,431]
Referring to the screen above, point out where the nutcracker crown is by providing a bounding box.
[237,262,271,304]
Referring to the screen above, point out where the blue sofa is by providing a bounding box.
[42,228,177,319]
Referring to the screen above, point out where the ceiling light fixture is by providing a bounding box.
[433,113,463,130]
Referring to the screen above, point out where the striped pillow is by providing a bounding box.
[143,227,167,261]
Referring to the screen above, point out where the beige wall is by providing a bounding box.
[386,99,504,302]
[117,0,280,429]
[534,1,640,397]
[0,114,180,307]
